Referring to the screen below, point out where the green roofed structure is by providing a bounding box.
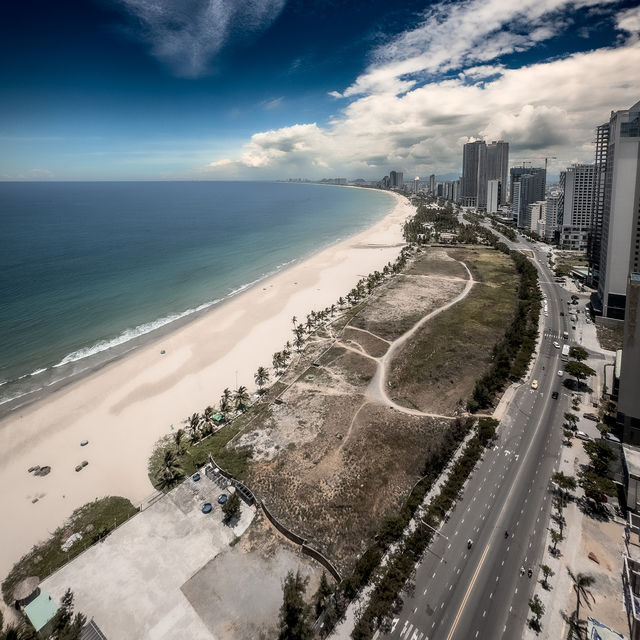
[24,591,58,633]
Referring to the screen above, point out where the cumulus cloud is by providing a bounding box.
[617,5,640,33]
[333,0,621,97]
[207,41,640,178]
[205,0,639,179]
[116,0,287,77]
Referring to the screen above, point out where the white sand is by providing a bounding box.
[0,191,412,581]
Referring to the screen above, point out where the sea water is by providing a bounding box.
[0,181,395,410]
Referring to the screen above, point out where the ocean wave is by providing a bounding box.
[19,258,296,382]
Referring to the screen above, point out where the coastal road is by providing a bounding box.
[378,234,574,640]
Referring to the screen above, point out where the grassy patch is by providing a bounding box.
[596,324,624,351]
[2,497,137,605]
[388,249,518,414]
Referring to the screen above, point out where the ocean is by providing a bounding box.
[0,181,395,411]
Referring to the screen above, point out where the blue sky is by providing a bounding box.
[1,0,640,181]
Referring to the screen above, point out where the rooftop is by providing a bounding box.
[24,591,58,631]
[623,444,640,478]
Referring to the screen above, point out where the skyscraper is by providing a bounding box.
[389,170,404,189]
[461,141,486,207]
[559,164,595,250]
[429,174,435,194]
[486,141,509,205]
[596,100,640,320]
[589,123,609,285]
[510,167,546,228]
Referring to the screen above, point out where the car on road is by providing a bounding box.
[552,391,559,399]
[575,431,592,441]
[553,341,560,348]
[531,380,538,390]
[583,413,598,421]
[604,433,621,443]
[558,370,564,377]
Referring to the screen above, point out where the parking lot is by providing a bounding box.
[43,467,257,639]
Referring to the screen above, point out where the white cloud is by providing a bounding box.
[117,0,287,77]
[617,5,640,33]
[207,40,640,179]
[333,0,622,98]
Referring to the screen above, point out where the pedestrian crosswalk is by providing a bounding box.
[374,618,427,640]
[542,329,568,341]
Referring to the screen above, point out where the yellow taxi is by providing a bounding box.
[531,379,538,390]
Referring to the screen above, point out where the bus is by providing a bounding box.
[561,344,570,362]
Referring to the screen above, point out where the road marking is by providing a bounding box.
[444,543,490,640]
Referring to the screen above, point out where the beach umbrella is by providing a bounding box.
[13,576,40,602]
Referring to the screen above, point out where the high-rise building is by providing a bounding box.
[589,123,609,285]
[461,141,486,207]
[510,167,546,228]
[619,273,640,444]
[486,141,509,205]
[487,179,501,213]
[544,195,561,241]
[389,170,404,189]
[429,174,436,194]
[596,100,640,320]
[559,163,595,250]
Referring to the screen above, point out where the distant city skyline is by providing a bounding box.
[1,0,640,181]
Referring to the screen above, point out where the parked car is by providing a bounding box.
[583,413,598,421]
[553,341,560,349]
[218,494,228,504]
[604,433,621,443]
[552,391,559,399]
[558,370,564,377]
[531,379,538,390]
[575,431,592,441]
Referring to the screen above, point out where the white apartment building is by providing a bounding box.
[598,100,640,320]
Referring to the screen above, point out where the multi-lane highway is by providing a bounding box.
[379,234,574,640]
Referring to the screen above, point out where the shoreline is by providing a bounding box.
[0,191,412,582]
[0,184,392,418]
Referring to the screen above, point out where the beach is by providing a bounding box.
[0,190,412,583]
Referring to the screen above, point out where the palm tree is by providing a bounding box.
[173,428,186,455]
[291,315,297,327]
[330,304,336,316]
[234,385,250,413]
[294,333,305,352]
[156,448,184,491]
[567,569,595,635]
[220,388,232,421]
[202,406,216,435]
[337,296,345,309]
[186,412,201,443]
[254,366,270,392]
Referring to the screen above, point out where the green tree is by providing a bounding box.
[583,440,615,476]
[222,492,241,525]
[186,412,201,442]
[173,428,186,455]
[550,528,564,555]
[567,569,595,635]
[564,412,579,428]
[540,564,554,590]
[569,346,589,362]
[578,470,617,504]
[220,388,232,421]
[564,361,596,383]
[234,385,250,413]
[202,406,216,435]
[552,471,577,499]
[51,589,87,640]
[156,448,184,491]
[528,594,545,631]
[314,571,333,617]
[563,429,575,445]
[254,366,270,393]
[278,570,313,640]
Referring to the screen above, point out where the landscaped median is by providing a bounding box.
[346,417,499,640]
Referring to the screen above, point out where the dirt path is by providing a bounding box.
[366,261,475,416]
[344,325,392,344]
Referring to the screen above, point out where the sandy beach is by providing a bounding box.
[0,190,412,583]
